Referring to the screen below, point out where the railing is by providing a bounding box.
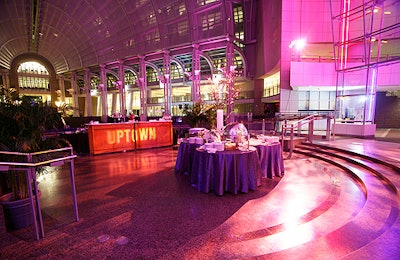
[0,147,78,240]
[281,114,332,159]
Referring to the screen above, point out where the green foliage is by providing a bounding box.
[0,86,69,201]
[0,86,65,153]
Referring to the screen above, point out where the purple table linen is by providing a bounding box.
[175,142,200,175]
[191,148,262,195]
[255,143,284,178]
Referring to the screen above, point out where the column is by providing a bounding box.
[71,72,80,117]
[99,64,108,123]
[1,70,10,88]
[117,60,126,121]
[139,56,147,121]
[192,44,201,102]
[56,75,66,115]
[163,51,172,117]
[84,68,92,117]
[57,76,66,102]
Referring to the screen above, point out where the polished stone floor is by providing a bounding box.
[0,129,400,259]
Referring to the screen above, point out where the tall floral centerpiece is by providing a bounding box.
[210,67,239,112]
[182,67,239,130]
[207,66,239,127]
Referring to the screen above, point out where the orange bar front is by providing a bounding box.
[87,121,173,155]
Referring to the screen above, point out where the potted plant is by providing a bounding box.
[0,85,69,231]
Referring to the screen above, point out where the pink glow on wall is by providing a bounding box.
[290,62,336,87]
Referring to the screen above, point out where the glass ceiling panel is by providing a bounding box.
[0,0,235,74]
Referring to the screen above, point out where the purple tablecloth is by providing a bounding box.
[191,148,262,195]
[255,143,284,178]
[175,142,200,175]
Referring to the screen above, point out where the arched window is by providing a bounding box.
[17,62,50,90]
[90,76,100,89]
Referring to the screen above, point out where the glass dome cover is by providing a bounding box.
[223,122,248,139]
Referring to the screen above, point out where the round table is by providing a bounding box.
[175,141,201,175]
[254,142,284,178]
[191,147,261,195]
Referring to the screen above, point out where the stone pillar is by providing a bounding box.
[57,75,66,102]
[192,44,201,102]
[1,70,10,88]
[163,51,172,117]
[84,68,92,117]
[70,72,80,117]
[117,60,126,121]
[139,57,147,121]
[99,64,108,123]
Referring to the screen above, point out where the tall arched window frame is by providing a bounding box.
[17,61,50,90]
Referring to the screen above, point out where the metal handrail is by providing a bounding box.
[0,146,79,240]
[0,147,76,166]
[281,114,332,159]
[0,146,74,156]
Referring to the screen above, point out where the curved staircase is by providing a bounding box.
[173,139,400,259]
[286,141,400,259]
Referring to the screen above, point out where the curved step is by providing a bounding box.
[297,142,400,190]
[289,144,400,258]
[301,141,400,173]
[176,145,400,259]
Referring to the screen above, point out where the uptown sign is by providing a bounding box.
[106,127,156,144]
[87,121,173,154]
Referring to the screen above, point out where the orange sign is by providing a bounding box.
[87,121,172,154]
[106,129,136,144]
[135,122,172,149]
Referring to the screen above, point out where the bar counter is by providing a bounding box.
[87,121,173,155]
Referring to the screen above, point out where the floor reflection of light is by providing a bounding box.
[347,142,365,154]
[280,192,314,223]
[89,151,175,178]
[271,189,318,247]
[37,166,60,183]
[278,224,315,249]
[283,219,301,230]
[36,174,45,183]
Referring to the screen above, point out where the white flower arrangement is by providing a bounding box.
[202,129,221,143]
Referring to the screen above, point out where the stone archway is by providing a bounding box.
[9,53,58,106]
